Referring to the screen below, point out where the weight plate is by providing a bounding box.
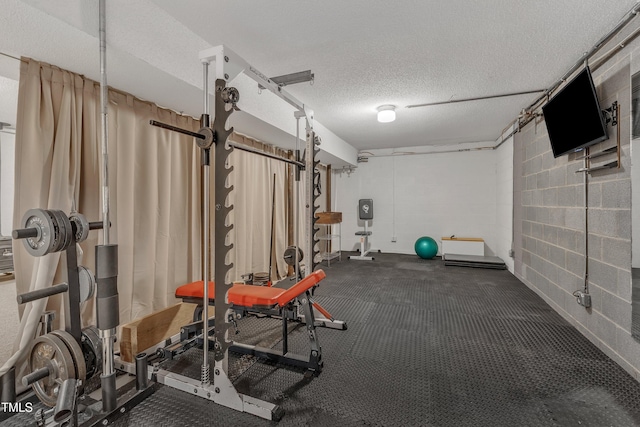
[78,266,96,303]
[49,330,86,393]
[21,209,55,257]
[59,212,73,251]
[28,334,76,407]
[81,326,102,379]
[51,210,71,253]
[48,210,65,254]
[69,213,90,243]
[253,272,270,285]
[49,210,63,253]
[284,246,304,266]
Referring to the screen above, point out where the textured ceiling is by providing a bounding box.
[150,0,640,149]
[1,0,639,157]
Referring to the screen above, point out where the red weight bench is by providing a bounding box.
[176,270,324,309]
[174,270,331,374]
[175,270,343,327]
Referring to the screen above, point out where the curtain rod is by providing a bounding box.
[0,52,22,62]
[406,89,546,109]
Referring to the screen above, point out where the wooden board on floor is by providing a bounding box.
[120,302,203,363]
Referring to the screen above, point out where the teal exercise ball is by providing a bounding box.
[415,236,438,259]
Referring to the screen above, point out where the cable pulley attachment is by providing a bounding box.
[221,86,240,111]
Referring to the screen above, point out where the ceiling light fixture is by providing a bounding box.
[377,105,396,123]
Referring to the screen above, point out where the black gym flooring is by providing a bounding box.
[7,252,640,426]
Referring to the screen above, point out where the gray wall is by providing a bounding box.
[514,31,640,378]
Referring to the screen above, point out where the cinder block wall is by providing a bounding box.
[514,28,640,377]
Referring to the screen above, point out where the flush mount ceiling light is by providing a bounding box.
[377,105,396,123]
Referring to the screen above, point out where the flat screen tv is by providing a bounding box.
[542,66,608,158]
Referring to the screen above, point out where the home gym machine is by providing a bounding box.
[141,44,333,420]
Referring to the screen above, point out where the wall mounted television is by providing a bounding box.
[542,66,608,158]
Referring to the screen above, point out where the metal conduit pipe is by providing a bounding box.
[504,3,640,135]
[590,25,640,70]
[584,152,590,295]
[405,89,546,109]
[394,5,640,153]
[357,145,495,159]
[493,11,639,151]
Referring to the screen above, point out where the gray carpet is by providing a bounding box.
[6,252,640,426]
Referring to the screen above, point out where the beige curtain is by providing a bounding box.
[109,93,201,323]
[3,59,201,378]
[227,138,288,282]
[5,59,83,381]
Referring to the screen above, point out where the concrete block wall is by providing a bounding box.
[514,30,640,378]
